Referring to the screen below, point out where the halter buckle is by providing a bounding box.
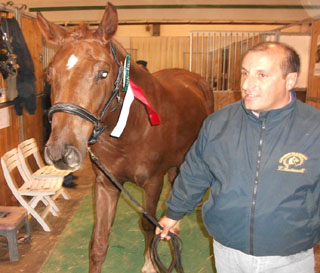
[88,125,107,144]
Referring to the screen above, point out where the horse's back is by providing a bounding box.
[153,68,214,113]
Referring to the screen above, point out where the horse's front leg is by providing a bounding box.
[141,175,165,273]
[89,174,120,273]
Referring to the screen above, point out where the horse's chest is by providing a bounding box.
[103,150,165,184]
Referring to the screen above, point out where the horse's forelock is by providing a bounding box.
[70,24,91,40]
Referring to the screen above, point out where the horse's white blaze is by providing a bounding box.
[67,54,78,69]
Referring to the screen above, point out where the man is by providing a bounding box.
[156,41,320,273]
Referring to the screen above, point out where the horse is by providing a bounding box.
[37,3,213,273]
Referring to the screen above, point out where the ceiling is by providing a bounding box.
[3,0,320,25]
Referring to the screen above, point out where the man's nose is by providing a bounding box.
[241,75,256,90]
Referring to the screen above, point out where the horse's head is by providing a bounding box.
[37,3,123,171]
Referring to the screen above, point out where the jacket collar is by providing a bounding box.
[242,90,297,123]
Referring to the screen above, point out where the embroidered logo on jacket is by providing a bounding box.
[278,152,307,173]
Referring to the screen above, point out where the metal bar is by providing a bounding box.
[206,33,210,82]
[228,33,232,90]
[201,32,204,77]
[189,30,285,92]
[222,33,226,90]
[217,33,221,90]
[30,4,320,12]
[0,4,34,19]
[276,30,280,41]
[234,33,238,89]
[196,32,199,74]
[189,32,193,72]
[240,32,243,56]
[252,32,256,47]
[191,30,277,34]
[212,33,216,89]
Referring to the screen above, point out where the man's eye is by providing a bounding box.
[241,71,248,77]
[259,73,268,78]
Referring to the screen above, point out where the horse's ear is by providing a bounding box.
[36,12,69,45]
[94,2,118,43]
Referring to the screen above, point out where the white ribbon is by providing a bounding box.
[110,83,134,137]
[110,55,133,138]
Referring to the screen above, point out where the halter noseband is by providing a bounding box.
[48,41,124,144]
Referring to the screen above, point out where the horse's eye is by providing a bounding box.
[97,70,108,80]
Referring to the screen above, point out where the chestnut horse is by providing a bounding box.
[37,3,213,273]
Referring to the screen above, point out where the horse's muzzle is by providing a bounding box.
[44,145,82,171]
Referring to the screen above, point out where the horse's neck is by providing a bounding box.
[111,39,154,90]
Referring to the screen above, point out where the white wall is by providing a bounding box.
[279,35,311,88]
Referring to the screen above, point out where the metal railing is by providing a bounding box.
[189,31,279,91]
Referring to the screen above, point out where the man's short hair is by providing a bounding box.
[244,41,300,77]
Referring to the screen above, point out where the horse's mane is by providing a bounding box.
[110,38,127,58]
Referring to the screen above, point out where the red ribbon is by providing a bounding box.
[129,80,161,125]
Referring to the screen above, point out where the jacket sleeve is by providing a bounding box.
[166,118,214,220]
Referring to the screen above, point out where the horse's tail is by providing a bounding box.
[197,77,214,113]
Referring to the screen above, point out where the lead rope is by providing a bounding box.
[88,148,184,273]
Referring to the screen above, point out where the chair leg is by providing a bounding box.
[44,196,60,213]
[39,197,59,216]
[25,196,52,232]
[8,194,51,232]
[52,188,70,200]
[52,188,62,200]
[29,196,42,209]
[61,190,70,200]
[49,207,58,217]
[29,206,51,232]
[30,196,58,217]
[24,215,31,243]
[6,230,19,262]
[52,188,70,201]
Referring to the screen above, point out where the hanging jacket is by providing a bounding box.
[6,18,36,115]
[166,90,320,256]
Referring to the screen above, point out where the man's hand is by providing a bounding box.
[155,216,178,240]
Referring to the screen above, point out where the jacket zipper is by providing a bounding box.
[249,117,267,255]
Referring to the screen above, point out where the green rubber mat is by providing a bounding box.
[40,180,215,273]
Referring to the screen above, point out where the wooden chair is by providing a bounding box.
[17,138,71,200]
[1,148,64,232]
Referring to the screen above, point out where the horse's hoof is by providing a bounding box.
[141,265,157,273]
[141,267,157,273]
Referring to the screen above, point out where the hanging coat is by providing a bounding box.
[5,17,36,115]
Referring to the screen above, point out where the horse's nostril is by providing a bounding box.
[62,146,82,168]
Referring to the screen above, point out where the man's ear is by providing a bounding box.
[286,72,298,91]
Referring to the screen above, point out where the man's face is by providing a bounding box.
[241,47,296,113]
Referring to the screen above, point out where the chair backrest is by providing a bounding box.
[1,148,29,199]
[2,148,62,232]
[18,138,45,179]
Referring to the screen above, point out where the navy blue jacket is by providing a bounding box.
[166,91,320,256]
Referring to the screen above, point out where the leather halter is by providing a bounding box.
[48,41,124,144]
